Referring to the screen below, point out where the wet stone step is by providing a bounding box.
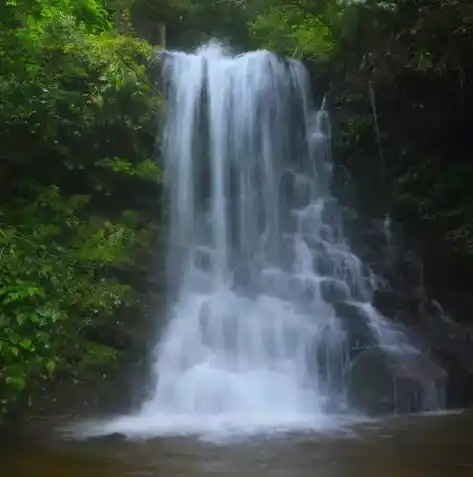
[280,169,313,208]
[280,235,296,270]
[286,210,301,233]
[312,250,335,276]
[319,278,351,304]
[258,269,291,298]
[320,197,342,226]
[302,234,327,252]
[259,271,320,304]
[286,276,319,303]
[191,246,214,271]
[332,301,377,350]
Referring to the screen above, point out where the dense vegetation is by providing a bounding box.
[1,0,472,416]
[0,0,161,416]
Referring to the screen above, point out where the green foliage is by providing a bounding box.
[250,3,334,58]
[78,343,119,372]
[0,188,121,411]
[0,0,160,416]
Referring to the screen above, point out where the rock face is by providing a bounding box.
[344,212,473,409]
[320,278,350,304]
[332,301,376,352]
[346,345,446,414]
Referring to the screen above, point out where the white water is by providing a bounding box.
[78,43,444,440]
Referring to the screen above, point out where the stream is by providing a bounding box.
[2,411,473,477]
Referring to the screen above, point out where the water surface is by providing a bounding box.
[2,412,473,477]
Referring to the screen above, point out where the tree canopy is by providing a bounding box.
[0,0,161,415]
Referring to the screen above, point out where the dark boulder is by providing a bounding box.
[332,301,377,352]
[346,345,446,414]
[320,278,350,304]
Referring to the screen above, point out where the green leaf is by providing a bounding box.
[19,339,33,349]
[5,376,26,391]
[45,360,56,374]
[0,0,159,418]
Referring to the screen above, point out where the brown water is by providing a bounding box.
[1,412,473,477]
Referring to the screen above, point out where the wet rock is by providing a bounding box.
[319,224,334,242]
[294,178,312,208]
[280,235,295,270]
[320,197,341,226]
[346,345,446,414]
[372,290,426,325]
[259,269,289,298]
[199,301,211,335]
[313,251,333,276]
[90,432,127,442]
[303,234,326,252]
[331,211,473,409]
[280,169,313,208]
[310,324,348,394]
[222,313,239,353]
[423,320,473,408]
[372,290,398,317]
[320,279,350,304]
[332,301,376,351]
[287,276,318,303]
[362,228,390,251]
[286,210,300,233]
[193,247,213,272]
[280,169,297,205]
[233,263,251,291]
[333,301,363,320]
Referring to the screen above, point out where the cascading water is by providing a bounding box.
[153,44,345,417]
[80,43,445,439]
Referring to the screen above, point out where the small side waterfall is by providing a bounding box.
[87,43,445,439]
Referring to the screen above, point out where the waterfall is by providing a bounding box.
[81,43,445,439]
